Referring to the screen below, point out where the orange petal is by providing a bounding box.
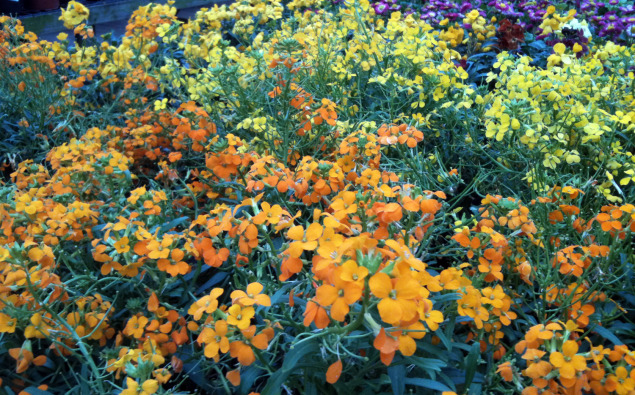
[377,298,402,324]
[562,340,578,357]
[226,369,241,386]
[287,226,304,241]
[549,351,565,368]
[398,335,417,356]
[326,359,343,384]
[251,333,269,350]
[369,273,392,299]
[148,292,159,312]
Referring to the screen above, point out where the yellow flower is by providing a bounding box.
[121,378,159,395]
[553,42,566,55]
[565,150,581,164]
[60,1,90,30]
[154,98,168,111]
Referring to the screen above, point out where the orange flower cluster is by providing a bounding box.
[502,320,635,395]
[377,123,424,148]
[191,283,273,367]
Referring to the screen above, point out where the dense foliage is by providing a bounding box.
[1,0,634,394]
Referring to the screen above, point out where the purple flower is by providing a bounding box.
[373,2,389,15]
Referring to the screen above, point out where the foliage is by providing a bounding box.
[0,1,634,394]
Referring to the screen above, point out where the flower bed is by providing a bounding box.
[1,1,634,394]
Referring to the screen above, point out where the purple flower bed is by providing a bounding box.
[366,0,635,42]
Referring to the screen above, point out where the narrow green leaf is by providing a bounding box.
[464,342,480,389]
[261,370,289,395]
[387,363,406,395]
[432,292,462,304]
[592,324,624,345]
[409,356,446,372]
[283,340,320,372]
[403,378,452,392]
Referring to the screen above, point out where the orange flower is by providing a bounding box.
[9,347,46,374]
[457,287,489,329]
[205,151,244,180]
[157,248,189,276]
[114,237,130,254]
[168,152,182,162]
[124,315,149,338]
[229,325,269,366]
[238,223,259,255]
[24,313,52,339]
[477,248,504,281]
[252,202,284,226]
[522,349,552,380]
[188,288,224,321]
[373,327,400,365]
[553,245,591,277]
[549,340,587,380]
[303,300,330,329]
[418,299,443,331]
[587,343,610,365]
[481,285,506,309]
[376,123,423,147]
[376,202,403,224]
[568,302,594,328]
[595,209,623,232]
[605,366,635,394]
[0,313,17,333]
[287,223,323,258]
[369,272,420,325]
[330,191,358,220]
[497,361,514,381]
[227,305,255,330]
[147,236,173,260]
[315,276,363,322]
[338,260,369,284]
[198,320,230,359]
[280,256,304,281]
[357,168,381,188]
[231,282,271,307]
[206,247,230,267]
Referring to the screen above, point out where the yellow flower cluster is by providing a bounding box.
[59,1,90,30]
[483,43,635,201]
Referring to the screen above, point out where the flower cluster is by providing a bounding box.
[0,0,634,394]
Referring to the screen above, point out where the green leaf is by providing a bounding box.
[464,342,481,389]
[283,340,321,372]
[432,292,462,304]
[403,378,453,392]
[592,324,624,345]
[269,282,293,306]
[261,338,321,395]
[261,369,288,395]
[240,365,265,394]
[388,363,406,395]
[409,356,446,372]
[436,326,453,352]
[156,216,190,233]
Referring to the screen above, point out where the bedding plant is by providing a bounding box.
[0,0,634,394]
